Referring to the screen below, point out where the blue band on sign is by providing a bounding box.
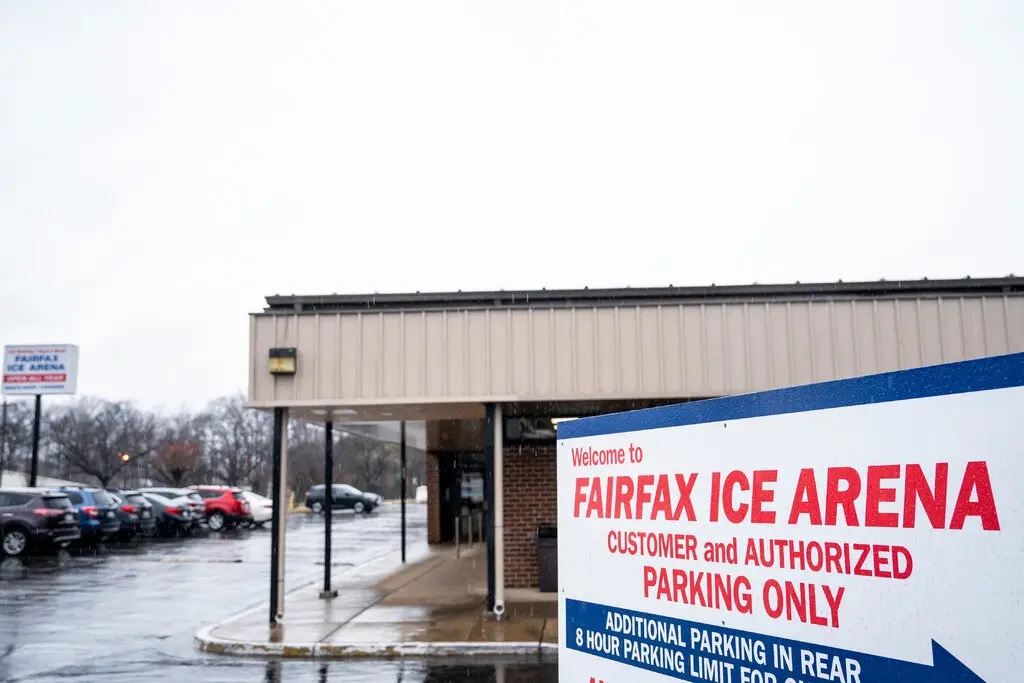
[557,352,1024,439]
[564,598,984,682]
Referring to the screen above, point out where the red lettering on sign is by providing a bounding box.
[825,467,861,526]
[573,477,589,518]
[865,465,900,528]
[789,468,822,525]
[751,470,777,524]
[722,471,749,524]
[787,463,999,530]
[573,474,698,521]
[903,463,948,529]
[949,461,1000,531]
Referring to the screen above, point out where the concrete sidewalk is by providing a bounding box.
[196,543,559,658]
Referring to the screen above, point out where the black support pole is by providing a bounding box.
[400,420,407,563]
[29,394,41,487]
[322,421,334,596]
[269,407,285,624]
[0,399,7,487]
[484,403,496,612]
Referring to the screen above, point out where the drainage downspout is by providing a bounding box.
[493,403,506,619]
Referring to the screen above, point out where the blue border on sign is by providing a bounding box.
[558,352,1024,439]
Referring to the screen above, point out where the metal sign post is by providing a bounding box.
[400,420,407,563]
[321,421,337,599]
[29,394,41,487]
[269,407,288,624]
[0,399,7,486]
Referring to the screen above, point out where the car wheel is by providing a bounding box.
[207,511,226,532]
[353,501,364,514]
[310,501,324,514]
[2,528,29,557]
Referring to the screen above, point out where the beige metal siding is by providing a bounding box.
[248,296,1024,407]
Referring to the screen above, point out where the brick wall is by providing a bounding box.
[503,443,557,588]
[426,452,441,544]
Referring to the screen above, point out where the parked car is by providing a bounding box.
[139,487,206,523]
[107,489,158,538]
[59,487,121,541]
[239,491,272,528]
[0,488,80,557]
[187,486,253,531]
[139,491,196,537]
[305,484,382,514]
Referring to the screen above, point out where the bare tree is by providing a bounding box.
[48,398,157,488]
[0,400,36,483]
[148,411,209,486]
[203,394,271,487]
[286,421,325,500]
[152,440,203,487]
[329,431,400,496]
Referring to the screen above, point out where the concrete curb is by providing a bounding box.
[195,624,558,658]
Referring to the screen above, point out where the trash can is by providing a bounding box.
[536,524,558,593]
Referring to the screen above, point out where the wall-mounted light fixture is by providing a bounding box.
[268,347,297,376]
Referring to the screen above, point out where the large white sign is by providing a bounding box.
[2,344,79,395]
[557,353,1023,683]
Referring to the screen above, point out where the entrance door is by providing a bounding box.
[438,453,485,542]
[438,457,461,542]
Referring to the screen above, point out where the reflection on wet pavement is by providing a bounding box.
[0,506,557,682]
[256,658,558,683]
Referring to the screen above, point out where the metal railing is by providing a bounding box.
[454,509,485,558]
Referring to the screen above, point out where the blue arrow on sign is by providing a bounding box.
[565,599,986,682]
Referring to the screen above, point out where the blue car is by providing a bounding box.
[59,487,121,541]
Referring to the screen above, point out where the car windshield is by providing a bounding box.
[126,494,148,506]
[187,493,203,502]
[338,485,361,496]
[44,496,73,510]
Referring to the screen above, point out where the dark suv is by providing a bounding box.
[0,488,81,557]
[108,489,158,538]
[305,484,382,514]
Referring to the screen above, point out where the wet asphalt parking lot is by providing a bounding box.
[0,505,557,683]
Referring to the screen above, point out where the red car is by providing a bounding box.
[187,486,253,532]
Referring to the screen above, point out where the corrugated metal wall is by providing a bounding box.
[249,296,1024,406]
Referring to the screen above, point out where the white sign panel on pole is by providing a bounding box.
[2,344,79,395]
[557,352,1023,683]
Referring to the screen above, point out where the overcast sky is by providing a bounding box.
[1,1,1021,410]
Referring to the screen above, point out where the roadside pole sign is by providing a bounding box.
[557,353,1023,683]
[2,344,79,395]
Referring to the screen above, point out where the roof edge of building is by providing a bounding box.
[258,276,1024,314]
